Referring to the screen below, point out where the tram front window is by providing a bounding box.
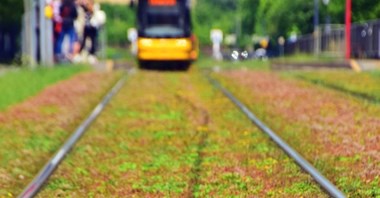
[144,12,185,38]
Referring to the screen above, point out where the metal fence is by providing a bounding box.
[0,0,39,66]
[351,20,380,58]
[0,24,21,64]
[285,19,380,59]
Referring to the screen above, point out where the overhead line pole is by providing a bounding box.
[39,0,54,66]
[235,0,241,48]
[314,0,320,56]
[22,0,38,67]
[314,0,319,36]
[39,0,47,66]
[345,0,351,60]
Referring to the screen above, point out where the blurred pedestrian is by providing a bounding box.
[73,0,86,62]
[55,0,78,62]
[79,0,96,62]
[74,0,86,39]
[79,1,106,64]
[52,0,62,57]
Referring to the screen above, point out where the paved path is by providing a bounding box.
[357,59,380,71]
[0,65,20,77]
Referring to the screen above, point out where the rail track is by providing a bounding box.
[205,72,346,198]
[17,68,346,197]
[18,72,129,198]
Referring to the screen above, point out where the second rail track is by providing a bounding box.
[205,72,346,198]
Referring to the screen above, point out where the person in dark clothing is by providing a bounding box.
[80,0,97,56]
[55,0,78,61]
[52,0,62,57]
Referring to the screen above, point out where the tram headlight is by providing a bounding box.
[140,39,153,47]
[176,39,189,47]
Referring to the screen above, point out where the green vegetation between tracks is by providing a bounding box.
[3,57,379,196]
[283,70,380,103]
[215,69,380,197]
[39,70,325,197]
[0,65,88,111]
[0,70,120,196]
[201,56,380,104]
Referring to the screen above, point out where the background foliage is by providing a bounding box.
[101,4,135,46]
[0,0,23,25]
[97,1,380,48]
[2,0,380,47]
[192,0,380,45]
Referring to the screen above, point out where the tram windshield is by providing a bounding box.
[138,4,191,38]
[144,12,185,37]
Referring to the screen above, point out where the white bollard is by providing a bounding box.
[210,29,223,61]
[128,28,138,56]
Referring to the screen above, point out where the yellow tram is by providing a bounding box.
[136,0,198,68]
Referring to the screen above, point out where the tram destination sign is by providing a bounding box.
[149,0,177,6]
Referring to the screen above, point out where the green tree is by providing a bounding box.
[101,4,135,46]
[326,0,380,23]
[240,0,260,36]
[255,0,314,38]
[193,0,259,45]
[193,0,236,45]
[0,0,23,25]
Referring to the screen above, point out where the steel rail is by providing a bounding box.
[18,73,129,198]
[205,74,346,198]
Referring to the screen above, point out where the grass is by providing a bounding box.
[215,70,380,197]
[0,65,88,111]
[201,55,380,196]
[106,46,135,61]
[200,54,380,104]
[195,53,341,71]
[196,55,270,70]
[283,70,380,103]
[38,70,325,197]
[0,71,121,196]
[272,53,345,63]
[369,70,380,77]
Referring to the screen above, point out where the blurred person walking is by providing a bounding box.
[79,0,96,63]
[52,0,62,57]
[55,0,78,62]
[73,0,86,62]
[79,1,106,64]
